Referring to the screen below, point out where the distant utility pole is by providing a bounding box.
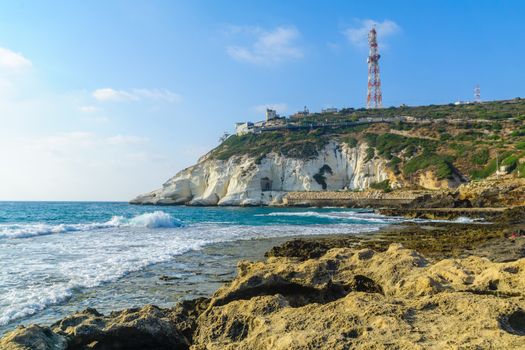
[474,84,481,103]
[366,27,382,109]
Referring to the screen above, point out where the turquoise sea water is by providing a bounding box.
[0,201,411,335]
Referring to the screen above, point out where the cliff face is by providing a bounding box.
[132,141,394,206]
[130,99,525,206]
[131,139,468,206]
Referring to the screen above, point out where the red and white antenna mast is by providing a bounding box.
[474,84,481,103]
[366,26,382,109]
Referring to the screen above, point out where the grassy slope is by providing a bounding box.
[209,99,525,181]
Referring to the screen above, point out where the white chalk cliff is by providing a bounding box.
[131,141,393,206]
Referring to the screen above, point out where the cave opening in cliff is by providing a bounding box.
[261,177,272,191]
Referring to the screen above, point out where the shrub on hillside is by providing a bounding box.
[370,179,391,192]
[471,148,490,165]
[403,153,455,179]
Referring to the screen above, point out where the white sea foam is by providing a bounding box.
[261,211,483,224]
[0,211,182,239]
[0,219,380,327]
[0,203,489,331]
[451,216,478,223]
[107,211,182,228]
[260,211,398,224]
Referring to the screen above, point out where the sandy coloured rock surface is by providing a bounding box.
[3,240,525,349]
[192,243,525,349]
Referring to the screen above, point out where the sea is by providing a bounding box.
[0,201,465,335]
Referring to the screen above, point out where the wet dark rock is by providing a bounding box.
[0,324,67,350]
[159,275,180,281]
[350,275,384,294]
[265,239,331,260]
[501,309,525,336]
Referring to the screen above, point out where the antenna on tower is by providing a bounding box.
[474,84,481,103]
[366,26,382,109]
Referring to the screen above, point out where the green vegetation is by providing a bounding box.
[210,99,525,182]
[470,159,499,179]
[364,133,435,160]
[469,151,524,179]
[403,153,455,180]
[342,136,358,148]
[501,154,520,172]
[471,148,490,165]
[449,142,469,157]
[387,156,402,174]
[511,128,525,137]
[370,179,392,192]
[308,98,525,123]
[212,130,330,161]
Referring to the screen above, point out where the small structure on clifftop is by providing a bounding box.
[265,108,278,121]
[235,122,254,136]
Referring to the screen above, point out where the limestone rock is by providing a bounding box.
[192,244,525,349]
[131,142,395,205]
[5,244,525,349]
[458,177,525,207]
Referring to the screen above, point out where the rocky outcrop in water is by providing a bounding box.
[4,243,525,349]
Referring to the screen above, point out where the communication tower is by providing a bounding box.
[474,84,481,103]
[366,27,382,109]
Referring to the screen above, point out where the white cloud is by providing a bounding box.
[253,103,288,114]
[107,134,149,145]
[92,88,137,102]
[0,51,182,201]
[0,47,32,70]
[92,88,182,103]
[227,26,303,65]
[344,19,400,47]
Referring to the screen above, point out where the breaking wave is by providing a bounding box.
[0,211,183,239]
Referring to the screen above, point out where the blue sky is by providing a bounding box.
[0,0,524,200]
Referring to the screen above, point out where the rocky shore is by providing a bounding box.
[3,210,525,350]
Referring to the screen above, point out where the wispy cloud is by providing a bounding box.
[92,88,181,103]
[93,88,135,102]
[0,47,32,71]
[253,103,288,114]
[227,26,303,65]
[344,19,400,48]
[0,47,179,200]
